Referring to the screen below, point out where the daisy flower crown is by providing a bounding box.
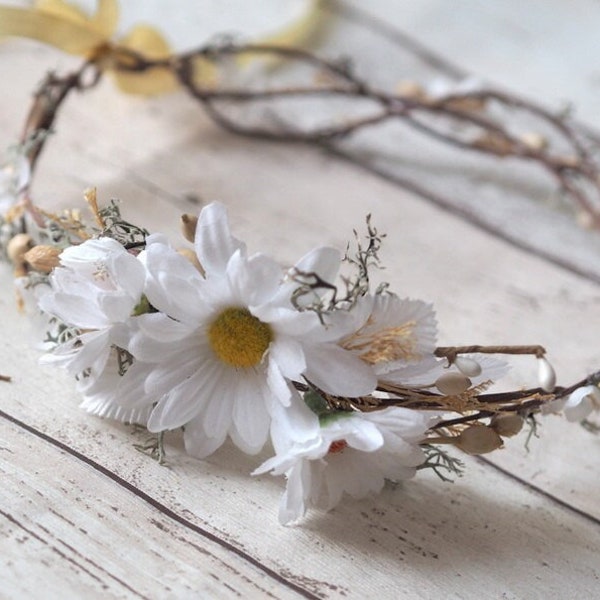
[2,9,600,525]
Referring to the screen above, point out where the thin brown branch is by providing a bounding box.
[16,41,600,226]
[435,345,547,360]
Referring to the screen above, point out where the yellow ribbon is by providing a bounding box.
[0,0,322,95]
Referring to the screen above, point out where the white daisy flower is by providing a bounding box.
[38,236,151,422]
[335,293,507,393]
[122,202,377,458]
[255,406,433,525]
[564,385,600,422]
[339,293,439,379]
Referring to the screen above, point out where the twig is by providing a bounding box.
[13,42,600,227]
[435,345,547,361]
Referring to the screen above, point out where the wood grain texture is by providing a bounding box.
[1,421,305,600]
[1,1,600,598]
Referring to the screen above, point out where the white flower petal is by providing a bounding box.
[145,350,202,396]
[39,285,109,329]
[565,398,593,422]
[564,386,597,422]
[59,237,123,272]
[379,355,444,382]
[142,241,207,323]
[257,307,322,337]
[342,419,385,452]
[293,246,341,284]
[128,320,196,362]
[147,361,220,431]
[135,312,194,343]
[111,360,156,409]
[269,394,320,452]
[202,367,237,437]
[228,251,282,306]
[80,392,152,426]
[40,330,111,377]
[278,460,312,525]
[111,249,146,300]
[231,374,271,454]
[267,359,293,407]
[269,338,306,380]
[183,414,228,459]
[195,202,246,276]
[304,343,377,397]
[98,292,137,324]
[276,246,341,309]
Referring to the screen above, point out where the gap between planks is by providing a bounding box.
[0,408,320,600]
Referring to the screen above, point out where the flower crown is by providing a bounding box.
[2,6,599,526]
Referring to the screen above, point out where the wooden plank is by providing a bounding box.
[0,419,308,600]
[1,120,600,596]
[2,363,599,599]
[1,5,600,597]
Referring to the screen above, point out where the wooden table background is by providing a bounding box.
[1,1,599,598]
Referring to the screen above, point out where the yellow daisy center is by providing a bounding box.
[208,307,273,368]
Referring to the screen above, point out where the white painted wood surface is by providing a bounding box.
[1,2,599,598]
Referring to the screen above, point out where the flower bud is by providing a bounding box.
[435,372,471,395]
[453,356,482,378]
[490,414,524,437]
[520,132,547,151]
[7,233,33,264]
[537,357,556,392]
[23,245,62,273]
[576,210,595,230]
[181,214,198,243]
[397,80,425,100]
[455,424,503,455]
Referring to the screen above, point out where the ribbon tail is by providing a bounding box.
[0,7,105,56]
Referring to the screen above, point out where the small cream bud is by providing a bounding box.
[537,357,556,392]
[520,132,547,151]
[453,356,482,378]
[397,80,425,99]
[7,233,33,264]
[177,248,205,276]
[455,425,503,455]
[490,414,524,437]
[181,214,198,243]
[23,245,62,273]
[576,210,595,230]
[435,372,471,395]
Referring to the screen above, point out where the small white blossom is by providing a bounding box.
[335,293,508,394]
[339,293,439,380]
[255,407,433,525]
[38,236,150,422]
